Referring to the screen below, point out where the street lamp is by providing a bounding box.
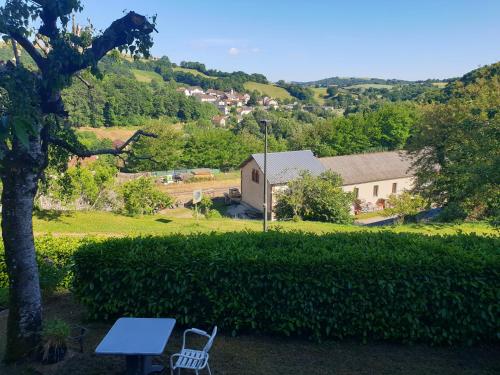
[260,119,270,232]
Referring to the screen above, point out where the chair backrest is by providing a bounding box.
[203,326,217,353]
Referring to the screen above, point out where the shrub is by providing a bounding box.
[0,237,84,294]
[121,177,173,216]
[275,171,353,224]
[383,192,427,224]
[72,231,500,345]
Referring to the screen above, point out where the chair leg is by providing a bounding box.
[207,363,212,375]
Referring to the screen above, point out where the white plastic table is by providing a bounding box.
[95,317,176,375]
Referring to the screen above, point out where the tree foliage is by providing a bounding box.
[407,63,500,221]
[275,171,353,223]
[121,177,172,216]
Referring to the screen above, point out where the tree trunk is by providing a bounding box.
[1,166,42,362]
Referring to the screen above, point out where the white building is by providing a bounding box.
[240,150,415,218]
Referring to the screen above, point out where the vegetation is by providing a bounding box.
[27,210,499,237]
[121,177,173,216]
[408,62,500,222]
[275,171,353,223]
[243,81,293,100]
[39,319,70,364]
[72,232,499,344]
[63,73,219,126]
[0,0,156,360]
[383,192,428,224]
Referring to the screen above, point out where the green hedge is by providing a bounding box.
[0,237,85,294]
[72,232,500,345]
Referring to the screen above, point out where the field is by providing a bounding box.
[77,126,137,141]
[244,81,293,99]
[312,87,328,104]
[173,66,218,79]
[432,82,448,88]
[31,210,499,237]
[131,68,163,83]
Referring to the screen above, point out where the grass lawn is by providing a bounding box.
[355,210,391,220]
[31,210,499,237]
[1,293,499,375]
[131,69,163,83]
[243,81,292,100]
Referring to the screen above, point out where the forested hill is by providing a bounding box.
[295,77,414,87]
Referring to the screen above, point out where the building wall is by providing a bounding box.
[241,160,415,218]
[342,177,414,207]
[241,159,273,216]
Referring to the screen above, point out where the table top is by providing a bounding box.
[95,317,176,356]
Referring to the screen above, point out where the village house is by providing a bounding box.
[261,96,279,109]
[240,150,414,218]
[193,93,218,103]
[206,89,225,97]
[212,115,228,127]
[188,86,204,96]
[237,106,253,116]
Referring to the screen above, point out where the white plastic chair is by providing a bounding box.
[170,326,217,375]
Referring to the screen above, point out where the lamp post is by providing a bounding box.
[260,119,270,232]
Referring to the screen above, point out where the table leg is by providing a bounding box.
[144,356,164,374]
[125,355,142,375]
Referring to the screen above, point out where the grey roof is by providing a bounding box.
[319,151,414,185]
[248,150,326,185]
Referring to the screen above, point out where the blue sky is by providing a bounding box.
[76,0,499,82]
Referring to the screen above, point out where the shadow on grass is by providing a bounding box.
[33,210,73,222]
[155,218,172,224]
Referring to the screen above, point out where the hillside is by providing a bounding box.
[131,69,163,83]
[244,82,292,99]
[295,76,415,87]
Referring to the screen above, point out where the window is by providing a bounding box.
[251,169,260,183]
[392,182,397,194]
[373,185,379,197]
[353,187,359,199]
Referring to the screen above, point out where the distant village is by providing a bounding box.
[175,85,288,126]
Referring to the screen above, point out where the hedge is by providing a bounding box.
[72,232,500,345]
[0,237,86,294]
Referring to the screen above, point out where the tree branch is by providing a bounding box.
[9,32,46,69]
[48,130,157,157]
[67,11,155,74]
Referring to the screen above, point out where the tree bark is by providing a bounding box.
[1,166,42,363]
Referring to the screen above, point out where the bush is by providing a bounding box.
[72,232,500,345]
[0,237,85,294]
[383,192,427,224]
[275,171,353,224]
[121,177,173,216]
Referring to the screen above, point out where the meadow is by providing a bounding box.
[243,81,293,100]
[32,210,498,237]
[131,68,163,83]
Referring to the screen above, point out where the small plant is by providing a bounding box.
[40,319,70,364]
[0,287,8,308]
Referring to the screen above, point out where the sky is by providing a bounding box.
[73,0,498,81]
